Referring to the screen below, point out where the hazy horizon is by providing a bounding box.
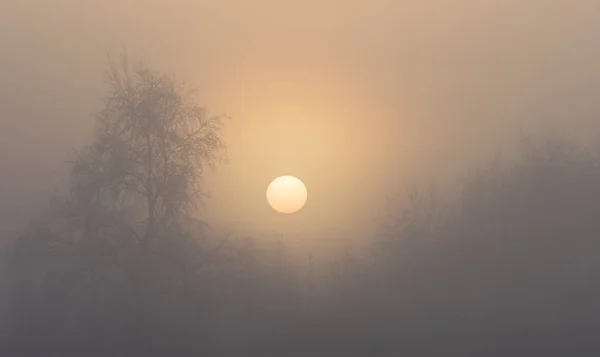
[3,1,600,355]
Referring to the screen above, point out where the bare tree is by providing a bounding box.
[70,53,226,240]
[6,54,229,355]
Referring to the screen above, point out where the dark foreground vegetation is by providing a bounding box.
[3,58,600,356]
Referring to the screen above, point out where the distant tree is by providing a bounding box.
[70,53,226,241]
[365,133,600,351]
[6,53,229,356]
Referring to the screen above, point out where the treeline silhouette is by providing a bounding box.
[4,57,600,356]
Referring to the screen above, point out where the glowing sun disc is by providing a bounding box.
[266,176,307,214]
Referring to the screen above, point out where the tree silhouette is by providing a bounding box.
[70,53,226,240]
[6,54,230,356]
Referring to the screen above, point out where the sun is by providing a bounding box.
[266,176,307,214]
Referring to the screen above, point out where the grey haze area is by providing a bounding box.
[2,0,600,356]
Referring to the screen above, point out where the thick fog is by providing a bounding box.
[2,0,600,356]
[2,0,600,236]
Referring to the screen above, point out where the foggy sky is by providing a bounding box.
[1,0,600,242]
